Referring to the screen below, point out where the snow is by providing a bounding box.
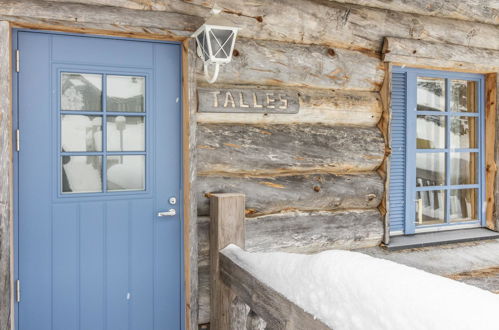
[226,245,499,330]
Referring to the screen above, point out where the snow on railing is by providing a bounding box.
[209,194,499,330]
[209,193,330,330]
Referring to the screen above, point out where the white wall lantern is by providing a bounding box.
[193,10,239,84]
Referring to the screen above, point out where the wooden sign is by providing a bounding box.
[198,88,299,114]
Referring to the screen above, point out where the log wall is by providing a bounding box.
[0,0,497,327]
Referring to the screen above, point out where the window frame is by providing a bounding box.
[392,66,486,235]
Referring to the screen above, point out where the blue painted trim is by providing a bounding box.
[12,28,20,330]
[393,66,486,234]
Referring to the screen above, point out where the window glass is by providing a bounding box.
[61,73,102,111]
[417,77,445,111]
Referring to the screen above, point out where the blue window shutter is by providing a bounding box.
[389,71,407,233]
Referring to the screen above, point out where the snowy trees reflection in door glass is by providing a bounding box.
[61,72,146,194]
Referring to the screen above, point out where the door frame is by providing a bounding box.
[6,26,195,330]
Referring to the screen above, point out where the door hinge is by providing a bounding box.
[16,49,20,73]
[16,129,20,152]
[15,279,21,302]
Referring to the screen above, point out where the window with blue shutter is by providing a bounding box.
[389,67,486,235]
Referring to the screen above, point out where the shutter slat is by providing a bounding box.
[389,71,407,233]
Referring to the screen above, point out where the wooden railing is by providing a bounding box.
[209,193,331,330]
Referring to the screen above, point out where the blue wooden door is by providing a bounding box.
[15,31,183,330]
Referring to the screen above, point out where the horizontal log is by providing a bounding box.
[329,0,498,25]
[196,38,384,91]
[198,209,383,268]
[197,124,385,176]
[383,37,499,73]
[196,86,382,127]
[197,209,382,323]
[185,0,499,52]
[220,245,331,330]
[0,0,202,37]
[196,173,383,217]
[4,0,499,54]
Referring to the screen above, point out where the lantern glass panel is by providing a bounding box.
[209,29,234,59]
[196,30,210,61]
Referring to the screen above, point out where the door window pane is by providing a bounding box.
[416,115,445,149]
[451,153,478,185]
[416,190,445,225]
[417,77,445,112]
[416,153,446,186]
[107,116,145,151]
[61,115,102,152]
[450,189,477,222]
[107,75,145,112]
[450,117,477,149]
[62,156,102,193]
[451,80,477,113]
[107,155,145,191]
[61,73,102,111]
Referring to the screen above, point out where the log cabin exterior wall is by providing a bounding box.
[0,0,497,328]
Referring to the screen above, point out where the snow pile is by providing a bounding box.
[226,245,499,330]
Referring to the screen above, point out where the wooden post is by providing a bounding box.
[210,193,245,330]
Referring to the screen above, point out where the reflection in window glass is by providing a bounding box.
[61,115,102,152]
[62,156,102,193]
[416,153,446,187]
[107,116,145,151]
[415,190,445,225]
[416,115,445,149]
[417,77,445,111]
[61,73,102,111]
[450,189,477,222]
[107,155,145,191]
[450,117,477,149]
[451,153,477,185]
[451,80,477,113]
[107,75,145,112]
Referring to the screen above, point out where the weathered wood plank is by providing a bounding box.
[197,124,385,176]
[220,245,331,330]
[196,86,382,127]
[184,39,199,330]
[197,173,383,217]
[378,63,391,244]
[383,37,499,73]
[210,194,246,330]
[0,20,12,330]
[185,0,499,52]
[328,0,499,25]
[0,0,202,37]
[199,38,384,91]
[485,73,497,230]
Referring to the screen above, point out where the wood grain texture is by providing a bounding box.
[245,310,267,330]
[485,73,497,230]
[327,0,499,25]
[185,0,499,52]
[209,194,245,330]
[0,0,202,38]
[198,38,385,91]
[383,37,499,73]
[183,39,198,330]
[197,124,385,176]
[220,246,331,330]
[0,20,12,330]
[196,86,382,127]
[378,63,392,244]
[197,173,383,217]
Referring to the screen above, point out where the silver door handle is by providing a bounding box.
[158,209,176,217]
